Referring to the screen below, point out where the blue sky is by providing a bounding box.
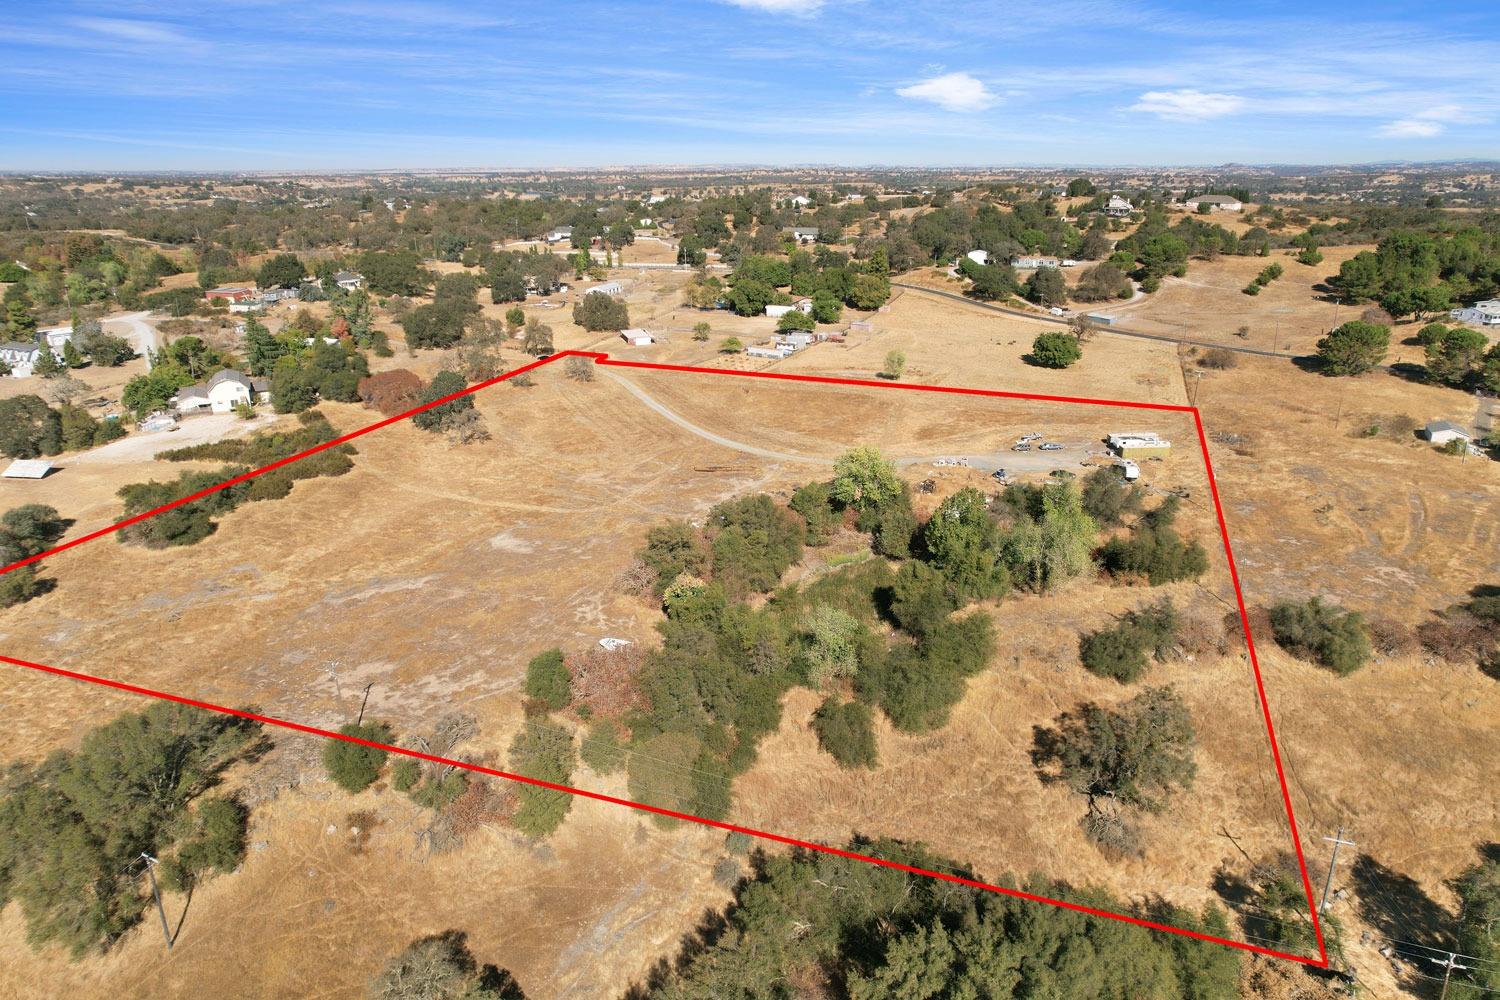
[3,0,1498,170]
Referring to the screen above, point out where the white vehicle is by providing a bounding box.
[1049,306,1066,316]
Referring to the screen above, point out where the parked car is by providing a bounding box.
[1012,443,1031,452]
[1039,442,1064,451]
[991,469,1008,482]
[1018,433,1042,443]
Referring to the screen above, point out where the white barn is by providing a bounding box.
[619,328,653,346]
[1424,421,1473,446]
[588,281,624,296]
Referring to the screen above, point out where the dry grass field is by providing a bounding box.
[0,263,1495,999]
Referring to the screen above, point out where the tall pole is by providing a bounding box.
[1430,950,1469,1000]
[141,853,173,950]
[356,683,373,727]
[1319,828,1356,913]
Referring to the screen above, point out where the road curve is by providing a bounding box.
[890,281,1293,360]
[102,310,160,370]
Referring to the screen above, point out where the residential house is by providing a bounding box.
[334,270,364,292]
[0,341,43,377]
[765,304,796,319]
[37,325,73,351]
[1183,194,1244,212]
[204,286,257,303]
[1424,421,1473,446]
[966,250,990,266]
[791,227,819,244]
[546,226,574,244]
[1012,255,1062,269]
[1105,196,1134,217]
[173,369,270,414]
[1449,299,1500,328]
[790,195,811,208]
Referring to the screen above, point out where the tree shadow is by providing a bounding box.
[1386,362,1433,385]
[1349,853,1453,950]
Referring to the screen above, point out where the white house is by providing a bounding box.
[619,328,653,346]
[966,250,990,266]
[546,226,574,244]
[228,298,264,314]
[1424,421,1473,446]
[792,297,813,314]
[747,344,793,360]
[1183,194,1244,212]
[0,340,43,377]
[334,270,364,292]
[3,459,52,479]
[765,304,795,319]
[173,369,270,414]
[1450,299,1500,328]
[1105,195,1134,217]
[1012,255,1062,269]
[791,227,819,244]
[587,281,624,296]
[790,195,811,208]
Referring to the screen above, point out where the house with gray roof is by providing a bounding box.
[173,369,270,413]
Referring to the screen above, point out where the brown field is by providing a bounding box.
[0,267,1496,999]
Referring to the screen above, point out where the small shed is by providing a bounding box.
[619,328,653,346]
[1107,432,1171,460]
[3,459,53,479]
[1424,421,1473,445]
[765,304,795,319]
[588,281,624,296]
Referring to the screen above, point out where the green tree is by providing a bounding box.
[242,315,286,376]
[572,293,630,331]
[691,321,711,342]
[1452,860,1500,997]
[525,648,571,710]
[1029,331,1082,368]
[1024,266,1068,307]
[5,298,36,337]
[1315,320,1389,376]
[1268,597,1371,675]
[521,317,554,356]
[802,605,863,687]
[718,336,743,354]
[372,931,527,1000]
[256,253,305,289]
[1296,246,1323,266]
[789,481,838,545]
[1425,325,1489,385]
[0,395,63,458]
[968,263,1015,301]
[31,346,62,378]
[1036,686,1197,812]
[811,697,878,769]
[922,487,1009,601]
[322,722,393,792]
[61,341,85,369]
[411,370,474,433]
[504,306,525,332]
[508,722,576,838]
[881,350,906,380]
[830,445,901,512]
[1080,600,1180,682]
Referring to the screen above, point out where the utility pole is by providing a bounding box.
[1429,950,1470,1000]
[356,683,374,727]
[1320,827,1356,913]
[140,853,173,950]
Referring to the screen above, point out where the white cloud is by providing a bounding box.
[1129,89,1245,121]
[896,72,995,113]
[719,0,824,15]
[69,16,196,46]
[1377,103,1470,138]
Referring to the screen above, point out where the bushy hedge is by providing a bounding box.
[811,697,877,768]
[524,648,571,710]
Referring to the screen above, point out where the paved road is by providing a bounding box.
[891,281,1294,360]
[102,310,160,370]
[604,369,1092,476]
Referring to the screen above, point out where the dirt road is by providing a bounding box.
[102,311,160,369]
[604,369,1097,476]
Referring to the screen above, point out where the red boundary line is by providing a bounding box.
[0,350,1328,969]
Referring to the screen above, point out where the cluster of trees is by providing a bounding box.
[118,410,356,547]
[573,291,630,331]
[1334,227,1500,320]
[400,272,483,349]
[637,836,1239,998]
[716,246,890,317]
[1080,599,1180,682]
[1097,494,1210,585]
[484,247,568,302]
[120,334,235,417]
[357,249,432,297]
[268,338,371,414]
[1,233,183,318]
[0,504,68,608]
[0,703,260,956]
[0,393,127,458]
[1417,321,1500,390]
[411,370,489,443]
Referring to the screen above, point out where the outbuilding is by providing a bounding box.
[966,249,990,266]
[791,227,819,244]
[1183,194,1244,212]
[1424,421,1473,446]
[1449,299,1500,328]
[588,281,624,296]
[3,459,53,479]
[619,328,654,346]
[1107,432,1172,459]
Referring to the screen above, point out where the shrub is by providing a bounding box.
[719,337,743,354]
[637,519,709,595]
[371,931,525,1000]
[1034,686,1196,812]
[1198,347,1237,369]
[1098,505,1209,585]
[411,370,475,434]
[811,697,878,768]
[525,648,571,710]
[789,481,838,544]
[322,721,393,792]
[1268,597,1371,675]
[358,369,423,415]
[391,757,421,792]
[1079,467,1143,526]
[580,719,626,774]
[564,357,595,382]
[1079,599,1179,682]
